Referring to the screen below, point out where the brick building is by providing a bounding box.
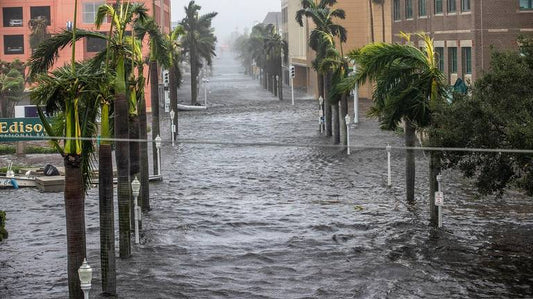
[392,0,533,85]
[0,0,171,111]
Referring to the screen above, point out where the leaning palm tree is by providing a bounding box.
[296,0,346,138]
[181,1,218,105]
[28,16,50,53]
[343,33,446,205]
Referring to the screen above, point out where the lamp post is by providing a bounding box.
[78,259,93,299]
[155,135,162,176]
[202,77,208,107]
[131,176,141,244]
[169,109,175,147]
[345,114,351,155]
[386,144,392,187]
[319,96,324,133]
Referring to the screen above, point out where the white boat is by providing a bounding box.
[0,176,37,188]
[177,104,207,111]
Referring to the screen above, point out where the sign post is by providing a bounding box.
[435,174,443,228]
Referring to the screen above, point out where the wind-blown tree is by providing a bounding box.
[168,25,185,138]
[28,2,102,297]
[28,16,50,52]
[296,0,346,138]
[96,0,149,258]
[264,24,288,99]
[181,0,217,105]
[432,41,533,197]
[136,17,169,177]
[343,33,446,206]
[0,68,24,117]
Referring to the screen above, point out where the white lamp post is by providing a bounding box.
[386,144,392,187]
[169,109,175,147]
[345,114,351,155]
[202,77,209,107]
[155,135,162,176]
[78,259,93,299]
[131,176,141,244]
[319,96,324,133]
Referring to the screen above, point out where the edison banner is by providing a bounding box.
[0,118,48,142]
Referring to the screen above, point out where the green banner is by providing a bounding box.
[0,118,48,142]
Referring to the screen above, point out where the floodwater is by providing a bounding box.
[1,53,532,298]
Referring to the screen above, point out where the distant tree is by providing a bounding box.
[0,67,24,117]
[28,16,50,52]
[432,40,533,196]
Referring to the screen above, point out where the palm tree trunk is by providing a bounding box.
[190,59,198,105]
[115,92,131,258]
[278,71,283,100]
[129,115,140,230]
[64,154,86,299]
[324,73,332,137]
[429,151,441,226]
[138,93,150,212]
[150,61,161,175]
[98,144,116,296]
[405,119,416,203]
[169,66,179,137]
[369,0,375,43]
[333,101,340,144]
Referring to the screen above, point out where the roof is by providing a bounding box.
[262,12,281,28]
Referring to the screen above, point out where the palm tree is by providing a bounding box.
[168,25,185,139]
[344,33,446,204]
[181,0,217,105]
[296,0,346,138]
[95,1,149,258]
[28,16,50,53]
[264,24,287,99]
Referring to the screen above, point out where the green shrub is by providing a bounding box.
[0,145,16,155]
[0,210,7,241]
[25,145,57,154]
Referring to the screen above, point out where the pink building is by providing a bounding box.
[0,0,171,111]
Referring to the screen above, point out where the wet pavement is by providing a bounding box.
[1,52,533,298]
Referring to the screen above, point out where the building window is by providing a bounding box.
[462,47,472,74]
[419,0,427,16]
[405,0,414,18]
[449,47,457,73]
[83,2,104,24]
[447,0,457,12]
[4,35,24,55]
[394,0,401,20]
[435,0,443,14]
[520,0,533,9]
[435,47,444,71]
[461,0,471,11]
[3,7,23,27]
[30,6,51,25]
[86,33,107,53]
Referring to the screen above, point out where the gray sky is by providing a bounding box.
[171,0,281,43]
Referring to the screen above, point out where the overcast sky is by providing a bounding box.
[171,0,281,43]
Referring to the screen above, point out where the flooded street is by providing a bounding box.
[1,53,532,298]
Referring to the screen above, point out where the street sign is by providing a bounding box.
[435,191,444,206]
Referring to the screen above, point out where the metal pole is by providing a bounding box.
[204,81,207,107]
[353,65,359,124]
[134,195,139,244]
[347,126,350,155]
[437,174,442,228]
[387,144,392,187]
[291,78,295,105]
[157,148,161,177]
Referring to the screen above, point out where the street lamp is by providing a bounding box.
[318,96,324,133]
[345,114,351,155]
[169,109,175,147]
[202,77,209,107]
[155,135,162,176]
[131,176,141,244]
[78,259,93,299]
